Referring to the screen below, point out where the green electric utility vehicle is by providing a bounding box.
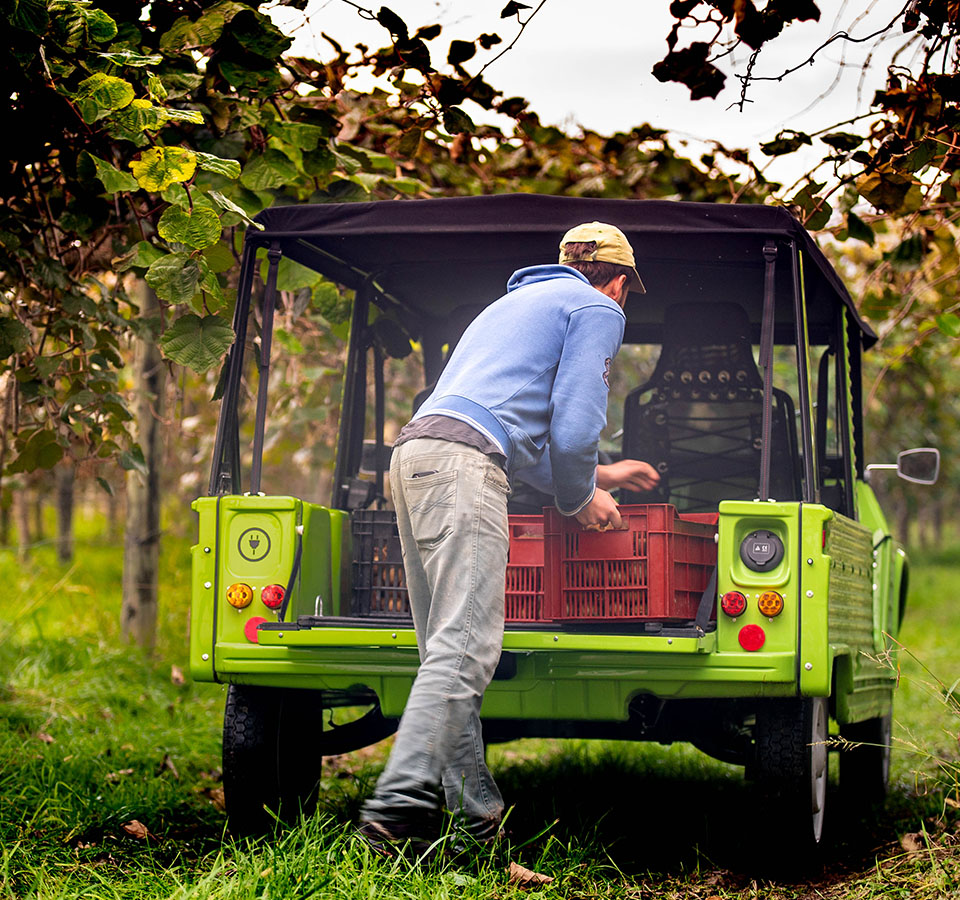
[189,195,938,848]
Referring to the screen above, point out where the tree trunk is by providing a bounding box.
[56,461,75,564]
[122,285,165,652]
[32,484,44,543]
[0,498,9,547]
[14,486,31,562]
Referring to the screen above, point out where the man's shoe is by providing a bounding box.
[356,819,437,862]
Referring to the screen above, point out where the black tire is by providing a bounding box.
[222,685,326,836]
[755,697,829,856]
[840,709,892,803]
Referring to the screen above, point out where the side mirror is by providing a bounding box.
[896,447,940,484]
[866,447,940,485]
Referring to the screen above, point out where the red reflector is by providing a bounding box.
[738,623,766,651]
[244,616,268,643]
[261,584,285,609]
[721,590,747,617]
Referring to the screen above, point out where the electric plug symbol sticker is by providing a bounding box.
[238,527,271,562]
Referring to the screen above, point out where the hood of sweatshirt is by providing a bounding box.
[506,264,591,292]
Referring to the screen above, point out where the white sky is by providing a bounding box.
[270,1,918,186]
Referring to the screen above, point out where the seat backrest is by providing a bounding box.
[622,302,800,512]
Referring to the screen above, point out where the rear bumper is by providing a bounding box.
[209,624,797,719]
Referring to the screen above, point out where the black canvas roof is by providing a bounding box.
[248,194,876,346]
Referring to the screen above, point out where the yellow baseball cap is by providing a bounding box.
[559,221,646,293]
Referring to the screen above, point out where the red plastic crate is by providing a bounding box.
[504,516,545,621]
[543,505,717,621]
[351,511,544,622]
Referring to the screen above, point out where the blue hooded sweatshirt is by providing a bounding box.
[411,264,625,515]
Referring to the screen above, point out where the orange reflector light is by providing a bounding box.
[758,590,784,617]
[244,616,267,643]
[227,583,253,609]
[738,623,766,651]
[261,584,284,609]
[720,590,747,617]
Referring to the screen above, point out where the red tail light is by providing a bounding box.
[738,624,766,651]
[721,591,747,617]
[261,584,284,609]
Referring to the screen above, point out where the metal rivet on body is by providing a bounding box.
[201,653,209,661]
[806,558,813,565]
[553,635,559,642]
[203,547,211,554]
[806,590,814,597]
[204,581,212,589]
[804,662,813,670]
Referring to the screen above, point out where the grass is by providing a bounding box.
[1,510,959,898]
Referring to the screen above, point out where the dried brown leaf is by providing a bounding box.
[945,796,960,810]
[158,753,180,779]
[36,732,55,744]
[170,665,186,686]
[106,768,135,782]
[203,786,226,810]
[507,861,554,888]
[900,831,925,856]
[121,819,156,841]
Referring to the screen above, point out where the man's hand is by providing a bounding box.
[575,487,623,531]
[596,459,660,493]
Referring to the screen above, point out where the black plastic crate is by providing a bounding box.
[351,510,410,618]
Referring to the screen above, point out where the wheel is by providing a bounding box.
[840,709,892,803]
[222,685,326,835]
[755,697,829,855]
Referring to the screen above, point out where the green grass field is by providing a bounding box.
[1,512,958,899]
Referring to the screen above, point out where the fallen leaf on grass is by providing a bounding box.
[170,665,186,686]
[105,768,135,782]
[945,796,959,810]
[120,743,135,752]
[507,861,554,888]
[203,786,226,810]
[900,832,925,857]
[36,732,55,744]
[157,754,180,779]
[121,820,157,841]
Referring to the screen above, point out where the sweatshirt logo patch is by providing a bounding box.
[603,357,611,387]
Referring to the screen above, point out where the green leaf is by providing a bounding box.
[228,8,291,57]
[857,171,912,213]
[9,429,64,473]
[88,153,139,193]
[119,445,148,475]
[441,106,474,134]
[0,317,31,359]
[158,205,222,249]
[10,0,49,34]
[98,49,161,67]
[111,98,164,133]
[195,151,241,179]
[81,6,117,41]
[159,11,226,53]
[501,1,531,17]
[447,39,476,65]
[161,107,204,125]
[129,146,197,191]
[147,74,168,101]
[73,73,135,123]
[145,252,202,303]
[207,190,264,229]
[196,256,226,312]
[160,313,234,373]
[96,476,114,496]
[239,149,299,191]
[273,328,304,355]
[203,242,236,274]
[820,131,863,152]
[760,130,812,156]
[845,212,875,246]
[935,313,960,338]
[312,281,351,323]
